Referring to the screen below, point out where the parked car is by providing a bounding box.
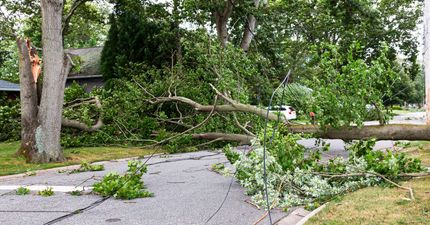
[267,105,297,120]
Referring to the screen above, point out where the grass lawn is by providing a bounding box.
[306,141,430,225]
[0,142,163,176]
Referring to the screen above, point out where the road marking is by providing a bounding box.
[0,185,92,192]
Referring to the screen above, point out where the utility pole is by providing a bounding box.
[425,0,430,124]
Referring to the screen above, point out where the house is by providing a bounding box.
[0,79,20,99]
[66,47,104,92]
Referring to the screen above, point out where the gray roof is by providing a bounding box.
[0,80,20,92]
[66,47,103,77]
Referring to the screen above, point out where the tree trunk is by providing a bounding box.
[16,0,71,163]
[36,0,71,162]
[240,15,256,52]
[173,0,182,62]
[16,39,39,161]
[288,124,430,141]
[239,0,260,52]
[213,0,233,48]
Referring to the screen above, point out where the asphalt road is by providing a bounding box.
[0,138,397,225]
[0,112,418,225]
[0,151,287,225]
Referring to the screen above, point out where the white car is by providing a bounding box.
[267,105,297,120]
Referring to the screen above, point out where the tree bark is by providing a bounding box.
[239,0,260,52]
[213,0,233,48]
[35,0,71,162]
[16,39,39,161]
[240,15,256,52]
[61,96,103,132]
[288,124,430,141]
[16,0,71,163]
[151,96,279,121]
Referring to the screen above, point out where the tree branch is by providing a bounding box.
[61,96,103,132]
[62,0,89,37]
[149,84,280,121]
[151,95,219,146]
[191,133,253,145]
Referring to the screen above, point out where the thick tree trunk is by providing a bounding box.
[288,124,430,141]
[213,0,233,48]
[16,0,71,163]
[16,0,96,163]
[34,0,71,162]
[16,39,39,161]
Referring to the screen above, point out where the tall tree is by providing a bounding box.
[100,0,175,80]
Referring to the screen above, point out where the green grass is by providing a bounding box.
[0,142,163,176]
[306,141,430,225]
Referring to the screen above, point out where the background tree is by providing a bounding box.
[100,0,175,80]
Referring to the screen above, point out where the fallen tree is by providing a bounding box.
[147,82,430,143]
[148,84,279,121]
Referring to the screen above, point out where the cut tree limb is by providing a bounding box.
[61,96,103,132]
[288,124,430,140]
[149,95,279,121]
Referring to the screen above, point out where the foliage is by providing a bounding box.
[15,187,30,195]
[211,163,231,176]
[93,160,153,199]
[0,41,19,83]
[223,145,240,165]
[304,43,395,128]
[166,134,197,154]
[38,187,54,197]
[229,130,425,209]
[275,84,313,115]
[345,139,424,177]
[101,0,176,80]
[63,81,90,102]
[68,161,105,174]
[0,94,20,141]
[62,1,110,48]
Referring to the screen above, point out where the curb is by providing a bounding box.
[0,153,165,181]
[295,204,327,225]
